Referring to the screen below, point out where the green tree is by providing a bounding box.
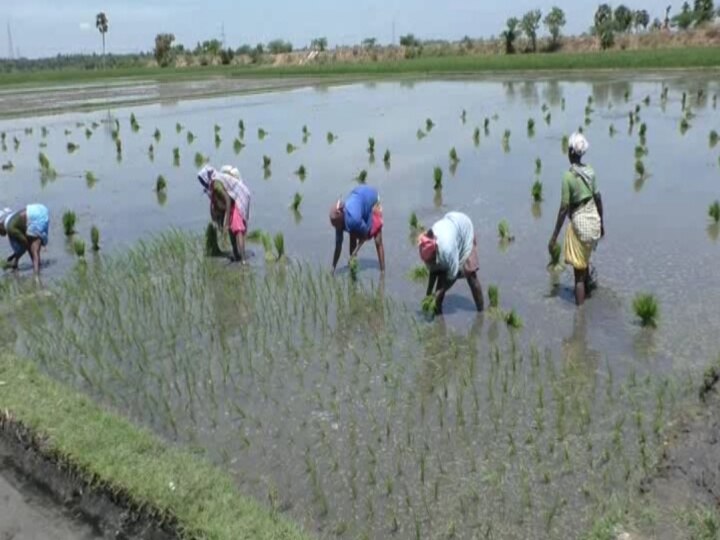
[594,4,615,49]
[520,10,542,52]
[154,33,175,67]
[543,7,567,49]
[501,17,520,54]
[311,37,328,51]
[651,17,663,30]
[694,0,715,23]
[362,37,377,49]
[95,12,109,68]
[219,48,234,65]
[634,9,650,31]
[399,34,420,47]
[594,3,613,29]
[267,40,292,54]
[673,1,696,28]
[614,5,634,32]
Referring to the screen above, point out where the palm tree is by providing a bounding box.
[96,12,109,68]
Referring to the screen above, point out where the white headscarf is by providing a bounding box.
[220,165,241,180]
[197,165,215,194]
[568,132,589,156]
[0,207,13,227]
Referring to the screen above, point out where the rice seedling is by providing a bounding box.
[708,201,720,223]
[115,138,122,158]
[246,229,265,243]
[488,285,499,309]
[65,129,73,137]
[84,127,93,139]
[710,130,719,148]
[504,309,523,330]
[425,118,434,131]
[302,125,309,137]
[290,192,303,212]
[186,131,195,144]
[409,212,422,231]
[349,257,359,282]
[205,223,222,257]
[643,95,650,106]
[326,132,336,144]
[73,239,86,258]
[635,159,646,178]
[527,118,535,135]
[238,119,245,133]
[633,293,659,328]
[148,144,154,162]
[155,175,167,193]
[628,111,635,128]
[421,295,437,316]
[214,133,222,148]
[545,112,552,125]
[383,149,391,165]
[416,129,426,140]
[408,265,429,282]
[90,226,100,252]
[502,130,511,152]
[449,147,459,164]
[194,152,206,168]
[548,242,562,270]
[153,128,161,142]
[484,117,490,133]
[498,220,514,242]
[62,211,77,236]
[231,138,245,154]
[433,167,443,190]
[460,109,467,123]
[639,123,647,138]
[535,157,542,175]
[682,91,687,110]
[561,135,569,154]
[367,137,375,155]
[295,165,307,180]
[356,169,368,183]
[85,171,97,188]
[1,161,13,171]
[38,152,51,170]
[531,180,543,202]
[473,127,480,146]
[175,122,183,133]
[273,233,285,259]
[286,143,297,154]
[130,113,140,132]
[258,128,267,140]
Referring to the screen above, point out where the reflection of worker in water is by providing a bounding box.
[197,165,251,263]
[0,204,50,274]
[548,132,604,306]
[329,185,385,275]
[417,211,484,315]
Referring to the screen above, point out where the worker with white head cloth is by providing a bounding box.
[548,132,605,306]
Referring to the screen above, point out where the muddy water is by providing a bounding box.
[1,73,719,374]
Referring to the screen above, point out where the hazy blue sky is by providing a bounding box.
[5,0,674,58]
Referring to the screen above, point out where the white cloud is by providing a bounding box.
[79,22,91,31]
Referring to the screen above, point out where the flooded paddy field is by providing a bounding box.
[1,73,719,538]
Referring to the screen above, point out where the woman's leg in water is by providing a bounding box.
[573,268,587,306]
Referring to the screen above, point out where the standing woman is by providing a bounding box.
[197,165,251,263]
[0,204,50,274]
[548,133,604,306]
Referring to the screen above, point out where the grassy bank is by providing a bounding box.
[0,354,309,540]
[2,47,719,88]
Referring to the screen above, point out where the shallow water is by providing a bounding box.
[1,73,719,372]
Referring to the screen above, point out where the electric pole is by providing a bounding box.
[7,21,14,59]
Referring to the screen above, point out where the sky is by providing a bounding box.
[4,0,675,59]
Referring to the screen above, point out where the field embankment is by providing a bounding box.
[0,354,310,540]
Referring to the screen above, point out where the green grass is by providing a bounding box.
[633,293,659,328]
[0,355,308,540]
[2,48,719,89]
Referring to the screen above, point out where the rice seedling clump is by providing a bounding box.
[633,293,659,327]
[708,201,720,223]
[62,211,77,236]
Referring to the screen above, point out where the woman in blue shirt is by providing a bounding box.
[329,186,385,275]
